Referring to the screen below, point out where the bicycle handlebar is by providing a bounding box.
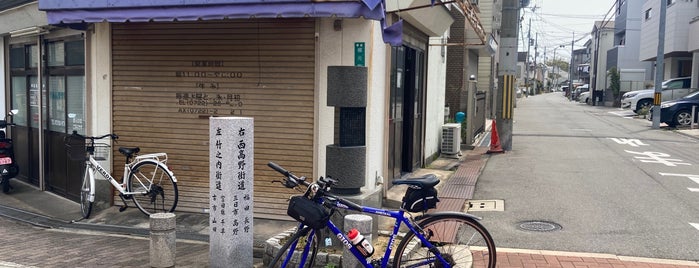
[267,161,363,212]
[71,130,118,141]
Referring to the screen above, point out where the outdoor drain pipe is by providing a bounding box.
[150,213,176,267]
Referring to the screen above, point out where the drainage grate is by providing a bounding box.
[517,220,562,232]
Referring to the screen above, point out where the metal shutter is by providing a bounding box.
[111,19,315,219]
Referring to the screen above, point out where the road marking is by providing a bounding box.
[626,151,691,166]
[688,188,699,192]
[608,111,635,117]
[609,138,648,147]
[659,173,699,184]
[691,223,699,231]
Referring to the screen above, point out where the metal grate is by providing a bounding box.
[339,107,365,146]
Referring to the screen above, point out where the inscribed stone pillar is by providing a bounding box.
[209,117,254,268]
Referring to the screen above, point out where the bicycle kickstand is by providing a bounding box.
[118,194,130,212]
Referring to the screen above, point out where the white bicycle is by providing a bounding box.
[66,131,178,219]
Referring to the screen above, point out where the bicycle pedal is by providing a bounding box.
[118,206,127,212]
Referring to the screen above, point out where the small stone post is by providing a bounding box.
[150,212,176,268]
[343,214,373,268]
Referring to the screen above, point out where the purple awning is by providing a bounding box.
[40,1,385,24]
[39,0,414,46]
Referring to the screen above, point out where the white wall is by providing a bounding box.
[640,0,699,61]
[0,2,47,34]
[317,18,387,191]
[424,36,447,160]
[595,28,615,91]
[89,22,113,172]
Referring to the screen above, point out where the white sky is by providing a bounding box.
[519,0,616,62]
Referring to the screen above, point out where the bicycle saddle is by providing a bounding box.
[392,174,440,189]
[118,147,140,157]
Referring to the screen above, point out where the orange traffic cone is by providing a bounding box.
[487,120,504,154]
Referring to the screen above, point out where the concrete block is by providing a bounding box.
[327,66,367,108]
[326,145,366,194]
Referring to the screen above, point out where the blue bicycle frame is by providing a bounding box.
[280,200,452,268]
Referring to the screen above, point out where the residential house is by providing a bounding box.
[572,48,591,85]
[445,1,497,145]
[640,0,699,81]
[691,12,699,88]
[516,52,528,89]
[606,0,653,105]
[589,20,615,104]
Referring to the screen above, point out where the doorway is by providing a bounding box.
[8,35,86,201]
[388,45,425,183]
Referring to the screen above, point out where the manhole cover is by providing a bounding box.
[517,221,562,232]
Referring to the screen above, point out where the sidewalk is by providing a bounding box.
[0,126,698,266]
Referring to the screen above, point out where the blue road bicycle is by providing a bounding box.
[266,162,496,268]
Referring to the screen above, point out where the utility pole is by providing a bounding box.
[543,46,547,90]
[495,0,522,151]
[652,0,667,129]
[568,32,575,99]
[525,17,532,95]
[534,32,538,93]
[551,47,560,90]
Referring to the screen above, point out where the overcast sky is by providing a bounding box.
[520,0,616,62]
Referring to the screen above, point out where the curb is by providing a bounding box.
[497,247,699,266]
[674,128,699,140]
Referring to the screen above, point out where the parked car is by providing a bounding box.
[653,90,699,127]
[571,84,589,101]
[578,91,591,104]
[621,77,693,114]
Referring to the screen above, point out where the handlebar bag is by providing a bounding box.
[401,187,439,212]
[287,195,329,229]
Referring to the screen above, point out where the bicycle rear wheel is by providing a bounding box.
[267,226,319,268]
[126,161,178,216]
[393,213,496,268]
[80,169,93,219]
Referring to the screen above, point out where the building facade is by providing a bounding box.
[639,0,699,80]
[2,0,482,219]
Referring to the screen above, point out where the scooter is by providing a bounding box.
[0,110,19,193]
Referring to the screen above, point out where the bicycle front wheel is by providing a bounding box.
[267,226,319,268]
[126,161,178,216]
[394,214,496,268]
[80,170,93,219]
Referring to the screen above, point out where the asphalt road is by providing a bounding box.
[471,93,699,261]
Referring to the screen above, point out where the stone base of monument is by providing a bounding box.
[264,228,407,268]
[263,227,340,268]
[263,187,383,267]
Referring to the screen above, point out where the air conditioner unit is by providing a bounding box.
[441,123,461,155]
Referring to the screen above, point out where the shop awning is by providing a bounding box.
[38,0,385,24]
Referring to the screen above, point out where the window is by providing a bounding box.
[46,39,85,134]
[645,8,652,20]
[9,37,85,134]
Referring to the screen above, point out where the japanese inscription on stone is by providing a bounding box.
[209,117,254,268]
